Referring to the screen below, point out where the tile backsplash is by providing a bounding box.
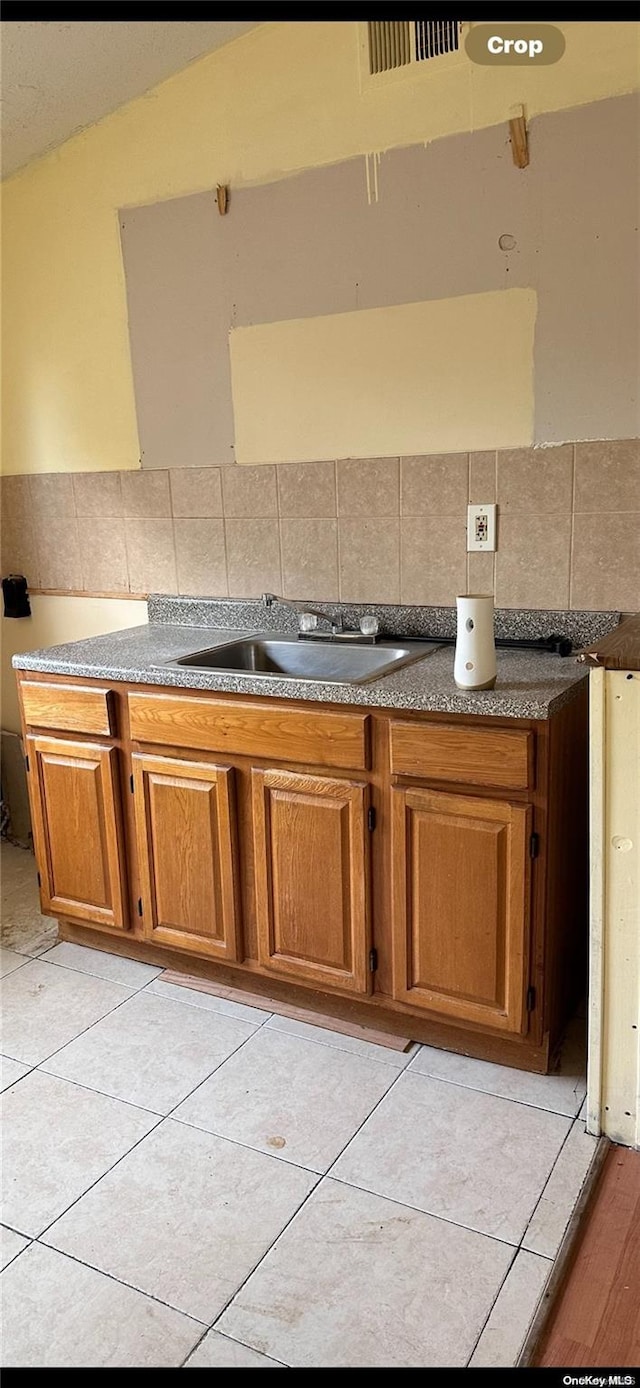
[1,442,638,612]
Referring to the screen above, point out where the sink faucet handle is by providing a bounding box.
[359,614,379,637]
[262,592,276,607]
[298,612,318,633]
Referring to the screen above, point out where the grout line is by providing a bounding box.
[184,1326,288,1368]
[33,1067,165,1118]
[402,1055,586,1120]
[169,1111,326,1176]
[568,443,577,610]
[184,1171,323,1357]
[262,1016,412,1068]
[34,954,161,992]
[335,460,342,600]
[516,1110,588,1257]
[2,978,139,1072]
[35,1107,167,1245]
[463,1244,520,1368]
[33,1238,208,1327]
[327,1171,522,1251]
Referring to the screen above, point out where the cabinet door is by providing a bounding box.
[252,767,371,994]
[27,735,128,930]
[391,787,531,1032]
[132,753,241,961]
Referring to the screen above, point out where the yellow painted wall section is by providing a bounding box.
[2,21,638,477]
[231,289,536,463]
[2,597,147,732]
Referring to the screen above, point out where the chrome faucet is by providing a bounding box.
[262,592,343,635]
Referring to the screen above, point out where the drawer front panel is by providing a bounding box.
[21,681,113,737]
[128,692,369,770]
[390,720,533,791]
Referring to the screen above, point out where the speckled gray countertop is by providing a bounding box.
[13,597,619,720]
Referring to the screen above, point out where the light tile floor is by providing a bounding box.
[1,841,596,1368]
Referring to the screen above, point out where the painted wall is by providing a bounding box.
[1,597,147,734]
[2,21,639,476]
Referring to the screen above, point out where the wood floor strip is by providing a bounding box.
[533,1144,640,1367]
[160,969,412,1052]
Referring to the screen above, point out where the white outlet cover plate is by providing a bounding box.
[467,502,497,552]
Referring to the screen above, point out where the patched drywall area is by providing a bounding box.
[229,291,537,464]
[120,93,639,467]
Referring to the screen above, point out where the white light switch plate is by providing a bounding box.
[467,503,497,552]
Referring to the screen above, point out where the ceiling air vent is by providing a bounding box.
[367,20,462,75]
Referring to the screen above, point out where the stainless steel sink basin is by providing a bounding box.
[164,634,433,685]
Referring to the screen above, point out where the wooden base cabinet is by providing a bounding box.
[132,754,241,962]
[391,787,531,1033]
[17,671,588,1073]
[252,767,371,994]
[26,735,128,931]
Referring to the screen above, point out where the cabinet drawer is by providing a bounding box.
[21,681,114,737]
[128,692,369,770]
[390,720,533,791]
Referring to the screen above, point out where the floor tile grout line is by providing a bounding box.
[516,1110,591,1258]
[154,1010,278,1122]
[262,1016,414,1068]
[463,1242,519,1368]
[179,1042,420,1358]
[142,977,275,1028]
[8,979,146,1072]
[184,1325,288,1369]
[39,1004,271,1143]
[36,953,163,990]
[184,1171,324,1363]
[33,1067,166,1119]
[34,1108,167,1245]
[167,1112,325,1177]
[403,1051,586,1120]
[464,1243,556,1369]
[516,1115,579,1254]
[326,1172,524,1251]
[31,1237,209,1329]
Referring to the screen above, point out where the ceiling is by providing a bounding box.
[1,20,258,177]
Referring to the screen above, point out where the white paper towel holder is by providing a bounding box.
[454,593,497,691]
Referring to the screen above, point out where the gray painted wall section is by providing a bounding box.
[120,93,639,468]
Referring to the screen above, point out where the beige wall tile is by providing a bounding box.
[574,439,640,512]
[125,518,177,593]
[170,468,223,518]
[401,517,467,606]
[34,516,82,591]
[174,519,227,597]
[339,520,399,602]
[280,518,338,601]
[277,461,336,518]
[497,446,573,512]
[78,519,129,593]
[401,454,468,516]
[1,513,39,586]
[121,471,171,518]
[225,519,281,597]
[28,474,76,520]
[1,476,32,525]
[495,514,571,609]
[73,473,123,518]
[571,513,640,611]
[222,465,278,518]
[467,550,495,596]
[469,452,496,504]
[337,458,399,517]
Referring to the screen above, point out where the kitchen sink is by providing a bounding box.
[164,634,434,685]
